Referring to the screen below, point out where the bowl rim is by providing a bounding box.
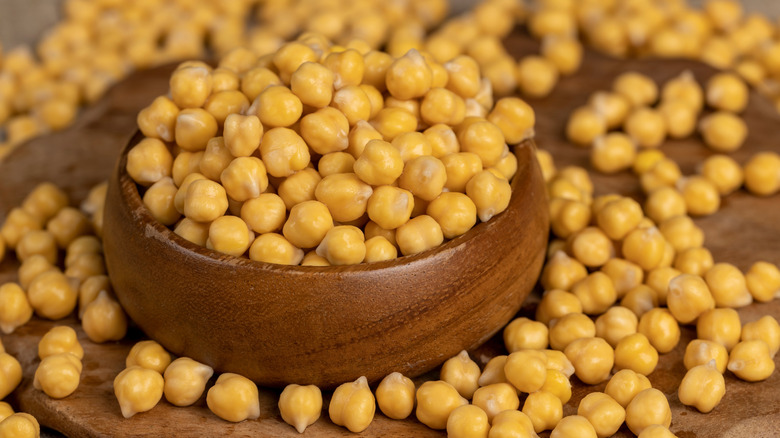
[117,130,538,275]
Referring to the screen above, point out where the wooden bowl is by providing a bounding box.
[102,131,549,388]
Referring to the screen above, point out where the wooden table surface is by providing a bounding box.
[0,31,779,437]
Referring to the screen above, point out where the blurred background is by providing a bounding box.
[1,0,778,51]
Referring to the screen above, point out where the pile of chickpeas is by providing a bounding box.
[126,34,535,266]
[1,0,780,437]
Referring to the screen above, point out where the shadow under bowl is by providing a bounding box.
[102,132,549,388]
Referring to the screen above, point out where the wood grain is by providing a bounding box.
[1,30,779,437]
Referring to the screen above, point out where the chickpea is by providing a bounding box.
[549,312,596,352]
[504,317,549,352]
[489,410,537,438]
[638,308,681,354]
[658,215,704,253]
[600,258,644,299]
[727,340,775,382]
[27,270,78,320]
[522,390,563,433]
[472,383,520,423]
[0,352,23,399]
[447,404,490,438]
[743,151,780,197]
[376,372,415,420]
[33,352,82,399]
[595,306,638,348]
[536,289,583,325]
[416,380,468,430]
[595,197,643,241]
[667,274,716,324]
[638,425,678,438]
[566,106,606,147]
[126,340,171,375]
[549,198,591,239]
[613,72,658,108]
[0,413,40,437]
[395,215,443,256]
[622,226,667,271]
[658,100,697,139]
[21,182,69,223]
[741,316,780,358]
[516,55,559,99]
[684,339,729,373]
[505,350,548,393]
[478,355,510,388]
[0,401,13,421]
[640,158,682,194]
[81,290,128,343]
[705,72,748,113]
[625,388,672,436]
[577,392,625,438]
[564,337,614,385]
[0,283,33,334]
[38,325,83,360]
[621,285,659,318]
[541,250,589,292]
[438,350,480,400]
[674,247,714,277]
[605,369,652,409]
[278,384,322,434]
[699,154,743,196]
[571,272,618,315]
[114,366,165,418]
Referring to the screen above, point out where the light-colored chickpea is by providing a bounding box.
[571,272,618,315]
[743,151,780,197]
[564,337,614,385]
[46,207,92,249]
[0,352,23,399]
[489,410,537,438]
[27,269,78,320]
[614,333,659,376]
[439,350,481,400]
[658,100,697,139]
[329,376,376,433]
[301,107,350,155]
[220,157,268,202]
[674,247,714,277]
[114,366,165,418]
[677,176,721,216]
[625,388,672,436]
[522,390,563,434]
[395,215,443,256]
[577,392,625,438]
[640,158,682,194]
[622,226,667,271]
[446,404,490,438]
[699,154,743,196]
[541,250,589,292]
[678,360,726,414]
[1,208,43,250]
[471,383,520,423]
[0,283,33,334]
[21,182,69,223]
[504,317,549,352]
[504,350,548,393]
[621,285,659,318]
[706,72,748,113]
[38,325,83,360]
[183,179,229,223]
[416,380,468,430]
[638,308,681,354]
[81,290,128,343]
[595,306,638,348]
[742,316,780,358]
[684,339,729,373]
[549,312,596,352]
[162,357,214,407]
[0,412,40,437]
[0,401,14,422]
[278,383,322,434]
[478,355,510,387]
[376,372,416,420]
[658,215,704,253]
[703,263,752,308]
[667,274,716,324]
[624,107,667,149]
[260,127,311,178]
[595,197,643,241]
[206,372,261,422]
[249,233,304,265]
[727,340,775,382]
[126,340,171,375]
[316,225,366,266]
[745,261,780,302]
[605,369,652,409]
[536,289,583,325]
[315,173,373,223]
[566,106,606,147]
[143,177,181,226]
[33,352,82,399]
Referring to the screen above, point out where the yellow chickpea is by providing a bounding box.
[516,55,559,99]
[595,306,638,348]
[260,127,311,178]
[81,290,127,344]
[169,64,213,109]
[489,410,537,438]
[571,272,617,315]
[622,226,667,271]
[577,392,625,438]
[0,413,40,437]
[278,383,322,434]
[416,380,468,430]
[743,151,780,197]
[126,340,172,375]
[624,107,667,149]
[27,269,78,320]
[699,154,743,196]
[0,282,33,334]
[741,316,779,358]
[33,352,82,399]
[667,273,716,324]
[315,225,366,266]
[126,137,174,187]
[564,337,614,385]
[535,289,583,325]
[727,340,775,382]
[522,390,563,433]
[505,350,548,393]
[625,388,672,436]
[376,372,416,420]
[38,325,83,360]
[426,192,478,239]
[638,308,681,354]
[301,107,350,156]
[614,72,658,108]
[566,106,606,147]
[600,258,644,299]
[504,317,549,352]
[605,369,652,409]
[0,352,23,399]
[684,339,729,373]
[223,114,262,158]
[705,72,748,113]
[699,111,748,153]
[658,100,697,140]
[162,357,214,407]
[114,366,165,418]
[21,182,69,223]
[472,383,520,423]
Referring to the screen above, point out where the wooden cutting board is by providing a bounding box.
[1,31,779,437]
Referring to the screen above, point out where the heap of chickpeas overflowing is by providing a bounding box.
[1,0,780,437]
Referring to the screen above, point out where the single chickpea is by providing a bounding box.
[544,349,576,379]
[645,267,682,306]
[289,62,334,108]
[0,401,13,421]
[728,340,776,381]
[21,182,69,223]
[605,369,652,409]
[504,317,549,352]
[600,258,644,299]
[446,404,490,438]
[249,233,304,265]
[438,350,481,400]
[564,337,614,385]
[487,97,535,145]
[566,227,614,269]
[624,107,667,149]
[375,372,415,420]
[625,388,672,436]
[699,111,747,153]
[38,325,83,360]
[33,352,82,399]
[571,272,618,315]
[162,357,213,407]
[81,290,128,343]
[595,197,643,241]
[489,410,537,438]
[674,247,714,277]
[566,106,606,147]
[638,308,681,354]
[114,366,165,418]
[0,413,40,437]
[241,67,282,101]
[505,350,548,393]
[0,352,23,399]
[577,392,626,438]
[621,285,659,318]
[27,270,78,320]
[169,64,213,109]
[549,198,591,238]
[622,226,667,271]
[260,127,311,178]
[613,72,658,108]
[223,114,262,158]
[536,289,583,325]
[705,72,748,113]
[477,355,510,387]
[614,333,659,376]
[658,100,697,139]
[278,383,322,434]
[549,312,599,353]
[741,316,780,358]
[743,151,780,197]
[199,137,235,182]
[658,215,704,253]
[533,369,568,407]
[704,263,752,308]
[416,380,468,430]
[385,49,432,101]
[471,383,520,423]
[667,273,716,324]
[522,390,563,433]
[0,283,33,334]
[550,415,597,438]
[541,250,589,292]
[595,306,638,348]
[143,178,181,226]
[745,261,780,302]
[206,372,261,423]
[315,226,366,266]
[638,424,678,438]
[699,154,744,196]
[174,218,210,247]
[661,70,704,113]
[0,208,42,250]
[126,340,171,375]
[591,133,637,174]
[516,55,559,99]
[640,158,682,194]
[684,339,729,374]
